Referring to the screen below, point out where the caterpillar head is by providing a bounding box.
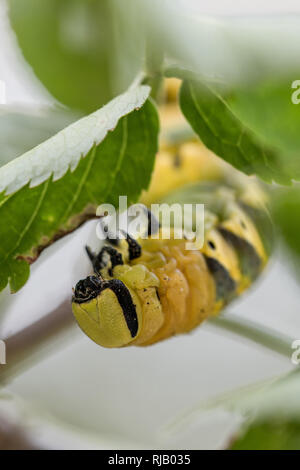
[72,275,141,348]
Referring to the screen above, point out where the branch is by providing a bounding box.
[0,299,76,384]
[208,313,293,359]
[0,300,294,386]
[0,414,41,450]
[144,18,164,102]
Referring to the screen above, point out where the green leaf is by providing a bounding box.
[9,0,144,113]
[228,79,300,181]
[230,419,300,450]
[179,78,295,185]
[0,106,78,168]
[0,84,158,293]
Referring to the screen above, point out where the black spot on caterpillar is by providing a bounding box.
[204,256,236,302]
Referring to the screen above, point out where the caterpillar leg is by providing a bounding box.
[72,188,270,349]
[85,245,123,275]
[75,223,165,347]
[99,207,160,243]
[119,231,142,260]
[86,234,142,272]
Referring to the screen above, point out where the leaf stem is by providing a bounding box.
[144,23,164,102]
[0,305,294,386]
[208,312,293,359]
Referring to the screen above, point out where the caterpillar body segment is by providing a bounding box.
[159,180,270,292]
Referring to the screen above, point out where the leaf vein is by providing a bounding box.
[60,145,97,223]
[103,117,128,201]
[4,179,50,260]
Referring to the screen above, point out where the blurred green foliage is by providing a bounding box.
[229,79,300,181]
[231,419,300,450]
[9,0,144,113]
[0,106,77,167]
[180,78,300,184]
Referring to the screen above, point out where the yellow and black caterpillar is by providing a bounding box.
[72,136,272,348]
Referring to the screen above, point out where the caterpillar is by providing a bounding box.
[72,138,272,348]
[72,77,272,348]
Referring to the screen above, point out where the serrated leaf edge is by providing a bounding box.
[0,84,150,195]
